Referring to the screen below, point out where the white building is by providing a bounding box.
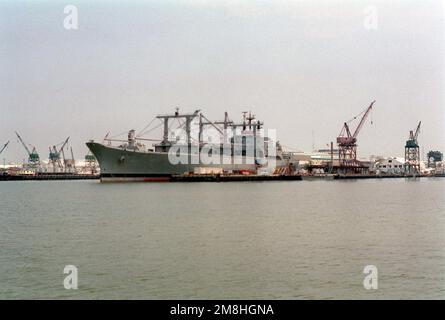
[373,157,405,174]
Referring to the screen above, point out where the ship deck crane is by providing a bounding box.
[336,100,375,172]
[15,131,40,166]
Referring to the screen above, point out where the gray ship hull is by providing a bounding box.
[86,142,258,182]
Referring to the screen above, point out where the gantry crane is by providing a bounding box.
[15,131,40,166]
[405,121,421,175]
[336,100,375,173]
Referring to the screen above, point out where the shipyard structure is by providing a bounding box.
[0,132,99,180]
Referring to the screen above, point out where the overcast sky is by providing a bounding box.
[1,0,444,162]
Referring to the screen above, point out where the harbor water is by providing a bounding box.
[1,179,444,299]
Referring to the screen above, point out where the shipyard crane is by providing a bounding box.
[63,145,76,173]
[337,100,375,172]
[15,131,40,166]
[49,137,70,171]
[410,121,421,143]
[427,150,442,168]
[405,121,421,175]
[84,151,97,174]
[69,147,76,171]
[0,141,9,156]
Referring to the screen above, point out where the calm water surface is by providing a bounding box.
[0,179,444,299]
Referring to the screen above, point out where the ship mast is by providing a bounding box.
[198,112,234,145]
[155,109,200,151]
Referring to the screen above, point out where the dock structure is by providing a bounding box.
[0,173,99,181]
[335,174,424,180]
[1,171,444,182]
[170,174,302,182]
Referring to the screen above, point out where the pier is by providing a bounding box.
[2,172,445,182]
[170,174,302,182]
[0,173,99,181]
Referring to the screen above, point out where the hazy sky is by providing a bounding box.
[1,0,444,162]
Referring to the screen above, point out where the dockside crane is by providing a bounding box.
[70,147,76,169]
[336,100,375,173]
[15,131,40,166]
[427,150,442,168]
[404,121,421,175]
[0,141,9,156]
[64,146,76,173]
[49,137,70,172]
[84,152,97,174]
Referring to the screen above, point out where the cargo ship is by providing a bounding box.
[86,109,284,182]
